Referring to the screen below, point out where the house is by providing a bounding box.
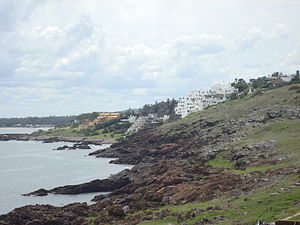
[270,77,286,87]
[175,83,237,118]
[126,114,170,133]
[119,115,137,124]
[94,112,120,124]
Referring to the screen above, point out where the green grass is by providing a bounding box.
[142,85,300,225]
[135,174,300,225]
[89,132,124,139]
[88,216,97,225]
[206,120,300,174]
[42,128,83,137]
[206,151,234,169]
[41,127,125,139]
[291,215,300,220]
[138,216,178,225]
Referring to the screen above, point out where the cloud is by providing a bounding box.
[0,0,299,117]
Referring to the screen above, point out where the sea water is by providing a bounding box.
[0,129,131,214]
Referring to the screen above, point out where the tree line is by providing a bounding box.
[0,116,77,127]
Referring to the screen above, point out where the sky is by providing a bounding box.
[0,0,299,118]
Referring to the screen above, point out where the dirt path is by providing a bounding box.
[283,212,300,220]
[269,212,300,225]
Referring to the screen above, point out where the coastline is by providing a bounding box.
[0,138,129,215]
[0,133,117,145]
[0,127,54,129]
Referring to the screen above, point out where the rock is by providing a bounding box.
[54,145,69,150]
[23,188,48,196]
[267,107,300,119]
[122,205,131,215]
[74,144,91,149]
[25,219,43,225]
[53,143,91,151]
[108,205,126,217]
[24,172,131,196]
[192,218,214,224]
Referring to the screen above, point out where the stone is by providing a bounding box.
[108,205,126,217]
[122,205,131,215]
[25,220,43,225]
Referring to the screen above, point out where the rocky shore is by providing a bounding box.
[0,133,116,145]
[0,85,300,225]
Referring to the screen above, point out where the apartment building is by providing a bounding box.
[175,83,237,118]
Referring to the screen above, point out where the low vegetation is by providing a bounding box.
[136,174,300,225]
[132,84,300,224]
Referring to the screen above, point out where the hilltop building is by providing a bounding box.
[175,83,237,118]
[94,112,120,124]
[78,112,121,130]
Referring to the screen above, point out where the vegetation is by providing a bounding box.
[75,112,99,123]
[141,83,300,224]
[0,116,76,127]
[42,117,131,139]
[0,112,99,127]
[136,174,300,225]
[139,98,179,120]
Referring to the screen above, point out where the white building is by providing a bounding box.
[175,83,237,118]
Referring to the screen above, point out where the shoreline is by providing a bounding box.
[0,138,128,215]
[0,126,54,128]
[0,133,117,145]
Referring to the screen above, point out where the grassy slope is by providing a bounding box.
[137,174,300,225]
[160,84,300,135]
[134,84,300,225]
[41,126,124,139]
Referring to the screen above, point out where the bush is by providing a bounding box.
[252,89,263,97]
[288,86,300,91]
[230,93,238,100]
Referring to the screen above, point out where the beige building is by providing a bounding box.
[94,112,120,124]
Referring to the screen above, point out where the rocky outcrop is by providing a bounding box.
[53,143,91,150]
[2,85,300,225]
[24,170,131,196]
[0,203,90,225]
[228,141,279,169]
[0,134,116,145]
[267,106,300,120]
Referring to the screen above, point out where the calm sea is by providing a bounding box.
[0,129,131,215]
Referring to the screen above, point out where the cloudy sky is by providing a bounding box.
[0,0,299,117]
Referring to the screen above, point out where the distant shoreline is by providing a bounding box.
[0,133,116,145]
[0,127,54,129]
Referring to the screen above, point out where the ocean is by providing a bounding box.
[0,129,131,214]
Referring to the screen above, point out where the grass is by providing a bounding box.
[89,133,124,139]
[42,128,83,137]
[41,127,125,139]
[88,216,97,225]
[138,85,300,224]
[136,174,300,225]
[206,151,234,169]
[206,119,300,175]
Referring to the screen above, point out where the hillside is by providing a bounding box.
[0,116,76,127]
[1,84,300,225]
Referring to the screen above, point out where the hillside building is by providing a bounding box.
[127,114,170,133]
[175,83,237,118]
[94,112,120,124]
